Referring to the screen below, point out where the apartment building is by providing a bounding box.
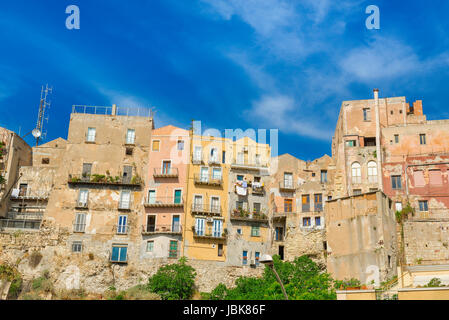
[226,137,271,267]
[142,125,190,259]
[183,133,229,261]
[0,127,32,219]
[42,105,153,264]
[268,153,334,264]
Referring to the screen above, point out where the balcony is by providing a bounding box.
[192,156,203,165]
[271,212,288,220]
[75,200,89,209]
[192,227,226,241]
[314,203,323,212]
[251,185,265,195]
[194,174,223,186]
[153,167,179,178]
[279,181,295,192]
[142,224,182,235]
[0,219,41,230]
[208,157,221,166]
[114,225,130,235]
[231,160,268,171]
[230,209,269,223]
[191,203,221,216]
[144,196,183,208]
[118,202,132,211]
[73,223,86,233]
[68,174,142,188]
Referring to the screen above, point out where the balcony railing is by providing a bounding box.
[230,210,268,223]
[73,223,86,233]
[193,228,226,240]
[75,200,89,209]
[314,203,323,212]
[0,219,41,230]
[279,181,295,192]
[153,167,179,178]
[144,196,184,208]
[68,174,142,187]
[192,156,203,164]
[231,160,268,170]
[118,202,132,210]
[208,157,221,165]
[191,203,221,216]
[142,224,182,235]
[352,176,362,184]
[251,185,265,195]
[114,225,130,235]
[194,174,223,186]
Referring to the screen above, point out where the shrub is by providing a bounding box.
[29,251,43,268]
[0,264,22,299]
[148,257,196,300]
[425,278,443,287]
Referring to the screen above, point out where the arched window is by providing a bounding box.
[368,161,378,183]
[351,162,361,184]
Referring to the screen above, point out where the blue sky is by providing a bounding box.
[1,1,449,160]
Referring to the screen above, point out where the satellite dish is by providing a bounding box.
[32,129,42,138]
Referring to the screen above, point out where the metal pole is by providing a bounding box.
[270,265,288,300]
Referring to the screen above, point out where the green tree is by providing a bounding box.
[205,255,336,300]
[148,257,196,300]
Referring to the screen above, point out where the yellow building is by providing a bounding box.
[182,133,230,261]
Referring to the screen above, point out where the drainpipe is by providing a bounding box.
[374,89,383,192]
[181,122,193,257]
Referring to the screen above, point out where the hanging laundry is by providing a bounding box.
[236,185,247,196]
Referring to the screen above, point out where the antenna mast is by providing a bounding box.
[33,84,52,146]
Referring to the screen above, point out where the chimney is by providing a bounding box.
[112,104,117,116]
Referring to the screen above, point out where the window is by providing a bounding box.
[242,251,248,265]
[152,140,160,151]
[123,165,133,183]
[327,196,332,201]
[78,189,89,206]
[210,148,218,163]
[146,241,154,252]
[218,244,223,257]
[72,241,82,253]
[110,245,128,263]
[119,190,131,209]
[162,161,171,174]
[195,218,205,236]
[253,202,261,213]
[237,228,242,235]
[212,219,223,237]
[42,158,50,164]
[303,217,311,227]
[367,161,378,183]
[148,190,156,204]
[237,152,244,164]
[126,147,133,156]
[19,184,28,197]
[251,226,260,237]
[126,129,135,144]
[364,137,376,146]
[394,134,399,144]
[302,195,310,212]
[255,154,261,166]
[74,213,86,233]
[315,217,321,227]
[419,134,426,145]
[212,167,222,181]
[174,190,182,204]
[177,140,184,151]
[353,189,362,195]
[169,241,178,258]
[86,128,96,142]
[236,200,244,210]
[314,194,322,212]
[346,140,356,147]
[82,163,92,177]
[391,175,402,190]
[194,146,202,161]
[284,199,293,213]
[237,175,244,181]
[200,167,209,182]
[351,162,361,184]
[311,172,316,177]
[117,215,128,234]
[419,200,429,212]
[275,227,284,241]
[284,173,293,188]
[172,215,180,232]
[146,215,156,232]
[255,252,260,266]
[363,108,371,121]
[222,151,226,164]
[320,170,328,183]
[210,197,220,214]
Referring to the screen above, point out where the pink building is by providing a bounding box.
[141,125,190,259]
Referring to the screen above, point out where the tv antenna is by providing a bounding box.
[32,84,52,146]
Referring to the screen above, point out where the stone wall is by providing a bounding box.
[0,225,264,295]
[403,220,449,265]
